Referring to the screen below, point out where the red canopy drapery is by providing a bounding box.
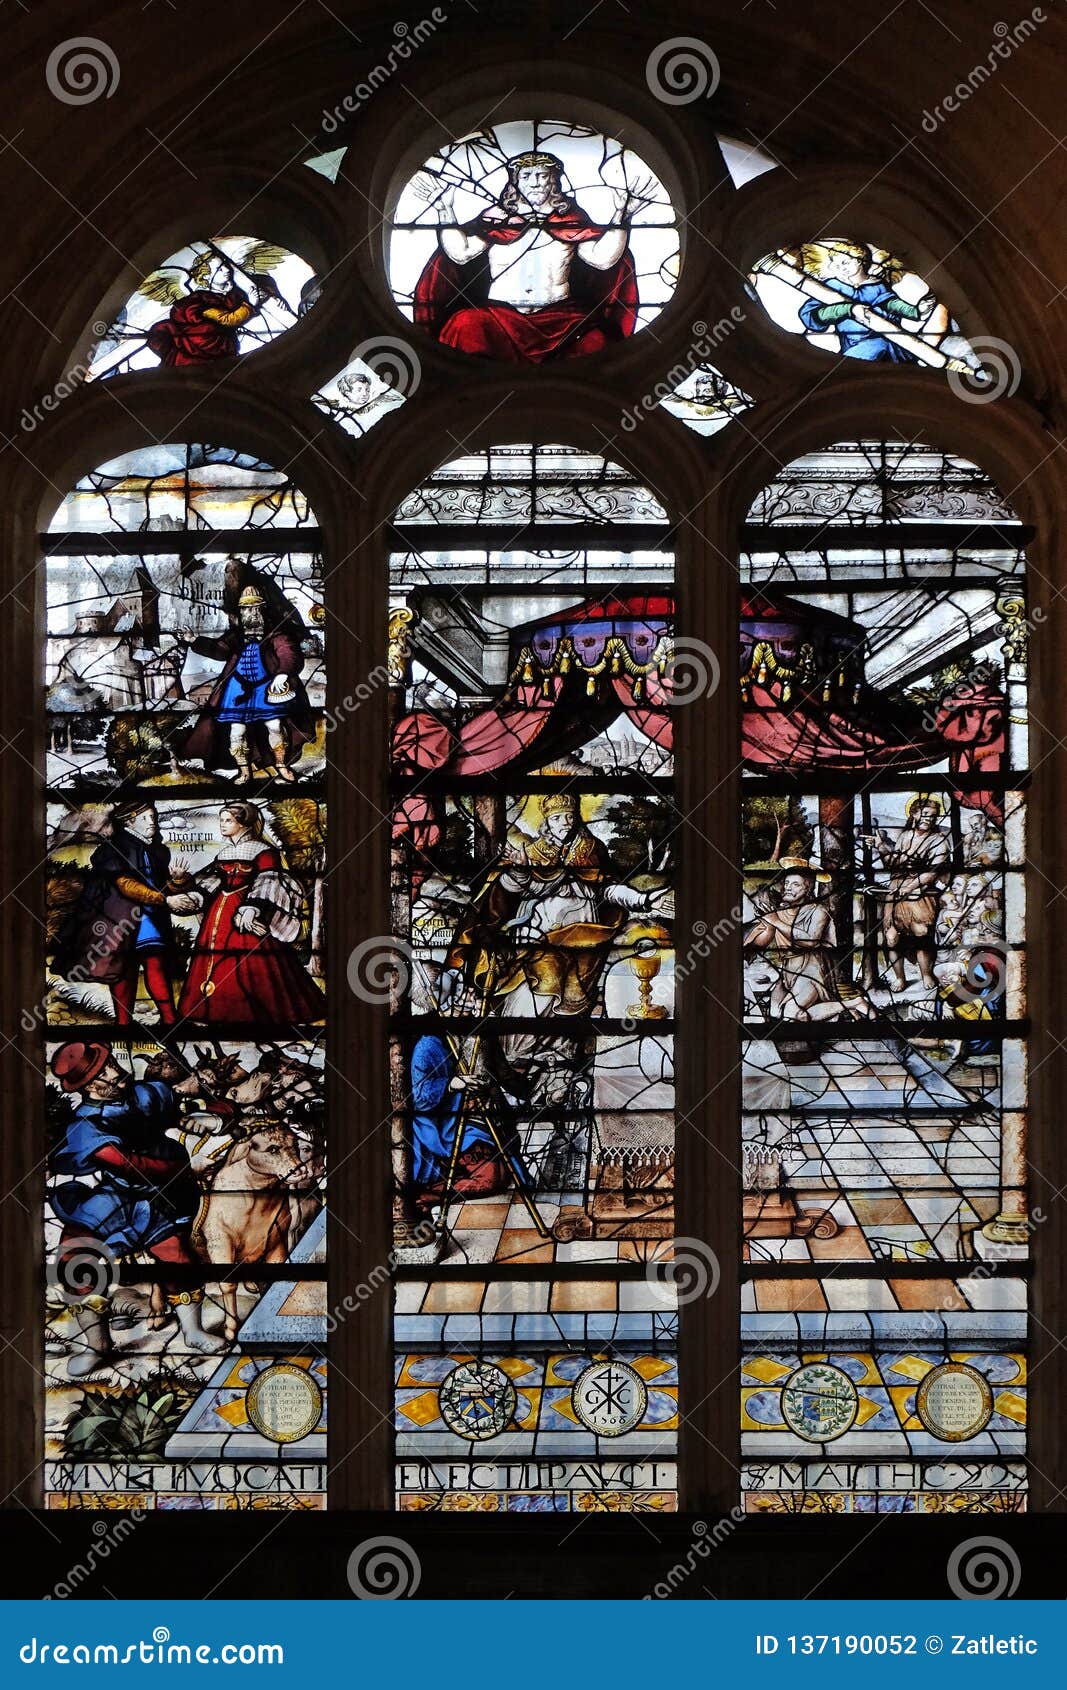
[391,592,1006,839]
[392,679,563,846]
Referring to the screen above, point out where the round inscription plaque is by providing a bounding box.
[572,1361,648,1437]
[246,1363,324,1444]
[781,1362,859,1443]
[916,1362,994,1441]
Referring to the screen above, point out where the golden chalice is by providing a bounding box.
[619,917,672,1020]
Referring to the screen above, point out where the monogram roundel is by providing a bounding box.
[571,1360,648,1437]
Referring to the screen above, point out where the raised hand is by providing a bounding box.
[410,171,456,223]
[611,171,656,224]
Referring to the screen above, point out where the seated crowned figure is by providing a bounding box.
[412,151,642,363]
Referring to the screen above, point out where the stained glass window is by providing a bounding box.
[388,445,678,1512]
[715,134,780,189]
[87,238,317,381]
[739,439,1029,1514]
[43,445,327,1510]
[26,66,1043,1538]
[304,148,347,183]
[749,242,986,379]
[389,123,679,364]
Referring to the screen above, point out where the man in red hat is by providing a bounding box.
[52,800,198,1024]
[48,1041,225,1373]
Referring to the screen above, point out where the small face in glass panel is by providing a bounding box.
[389,120,680,364]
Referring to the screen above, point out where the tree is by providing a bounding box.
[743,795,814,869]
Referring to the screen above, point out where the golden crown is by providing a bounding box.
[541,793,577,817]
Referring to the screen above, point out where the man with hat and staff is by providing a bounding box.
[180,570,314,785]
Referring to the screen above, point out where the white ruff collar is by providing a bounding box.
[217,836,266,862]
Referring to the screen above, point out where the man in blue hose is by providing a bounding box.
[48,1041,225,1373]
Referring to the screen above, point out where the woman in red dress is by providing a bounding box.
[178,802,324,1024]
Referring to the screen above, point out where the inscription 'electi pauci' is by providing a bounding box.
[396,1461,676,1492]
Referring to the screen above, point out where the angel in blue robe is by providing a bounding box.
[796,240,933,362]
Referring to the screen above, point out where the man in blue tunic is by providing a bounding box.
[181,578,314,783]
[49,1040,225,1373]
[52,798,197,1024]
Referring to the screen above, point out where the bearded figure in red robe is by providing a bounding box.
[411,151,641,363]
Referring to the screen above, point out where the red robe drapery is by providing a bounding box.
[178,849,324,1024]
[412,205,638,363]
[146,286,252,367]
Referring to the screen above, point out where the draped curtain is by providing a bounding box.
[392,594,1005,844]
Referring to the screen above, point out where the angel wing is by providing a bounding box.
[237,240,291,275]
[135,268,187,306]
